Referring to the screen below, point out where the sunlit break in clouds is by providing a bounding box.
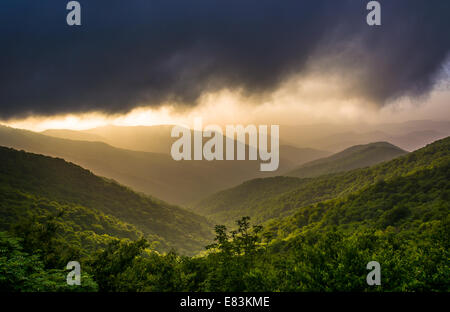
[0,0,449,129]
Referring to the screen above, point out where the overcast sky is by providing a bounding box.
[1,0,449,125]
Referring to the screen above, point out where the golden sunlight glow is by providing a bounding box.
[2,73,448,133]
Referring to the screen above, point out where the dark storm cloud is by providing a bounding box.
[0,0,449,118]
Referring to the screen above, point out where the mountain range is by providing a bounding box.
[192,138,448,226]
[0,131,448,291]
[0,125,327,205]
[286,142,407,178]
[0,145,213,255]
[281,120,450,152]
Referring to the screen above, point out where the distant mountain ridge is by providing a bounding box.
[280,120,450,152]
[1,125,326,204]
[42,129,106,143]
[42,125,330,165]
[50,125,176,154]
[192,137,449,226]
[287,142,407,178]
[41,120,450,155]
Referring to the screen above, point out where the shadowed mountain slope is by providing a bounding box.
[193,137,449,226]
[0,146,214,255]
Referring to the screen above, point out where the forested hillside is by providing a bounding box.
[193,137,449,225]
[0,146,213,255]
[263,161,449,241]
[0,137,448,292]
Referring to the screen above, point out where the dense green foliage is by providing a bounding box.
[2,212,448,292]
[192,176,308,226]
[0,146,213,255]
[0,137,448,292]
[193,138,448,225]
[0,231,98,291]
[263,164,449,239]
